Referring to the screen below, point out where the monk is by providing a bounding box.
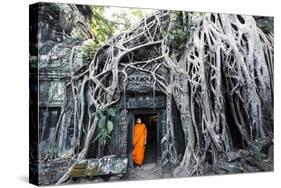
[132,118,147,167]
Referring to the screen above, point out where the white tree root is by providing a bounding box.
[45,11,273,184]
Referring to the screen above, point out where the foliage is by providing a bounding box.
[82,41,100,64]
[91,6,115,43]
[93,108,116,151]
[166,11,191,51]
[111,8,146,32]
[255,17,273,33]
[53,11,273,184]
[82,7,113,63]
[82,7,146,63]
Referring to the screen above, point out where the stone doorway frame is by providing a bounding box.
[127,108,166,165]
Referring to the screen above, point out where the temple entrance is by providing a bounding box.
[126,106,167,179]
[134,114,158,164]
[127,107,165,167]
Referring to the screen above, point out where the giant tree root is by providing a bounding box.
[45,11,273,184]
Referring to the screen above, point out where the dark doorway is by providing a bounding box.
[135,114,158,164]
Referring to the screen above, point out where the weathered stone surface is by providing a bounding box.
[38,38,89,71]
[37,3,93,48]
[213,138,273,174]
[109,176,121,181]
[69,156,128,178]
[38,158,72,185]
[126,71,168,93]
[33,3,96,160]
[127,95,166,109]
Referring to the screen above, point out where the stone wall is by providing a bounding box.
[30,2,94,159]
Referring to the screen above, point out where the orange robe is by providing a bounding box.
[132,123,147,166]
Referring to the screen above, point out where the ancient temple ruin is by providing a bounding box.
[29,2,274,186]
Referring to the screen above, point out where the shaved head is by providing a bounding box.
[136,118,142,124]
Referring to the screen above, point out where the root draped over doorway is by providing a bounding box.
[46,11,273,184]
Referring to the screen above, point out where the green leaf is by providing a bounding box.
[96,109,102,117]
[98,114,106,129]
[107,120,114,134]
[102,128,108,136]
[107,109,116,117]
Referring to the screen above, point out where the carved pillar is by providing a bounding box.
[118,109,128,158]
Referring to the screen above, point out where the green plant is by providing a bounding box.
[82,41,100,63]
[166,11,191,51]
[93,108,116,157]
